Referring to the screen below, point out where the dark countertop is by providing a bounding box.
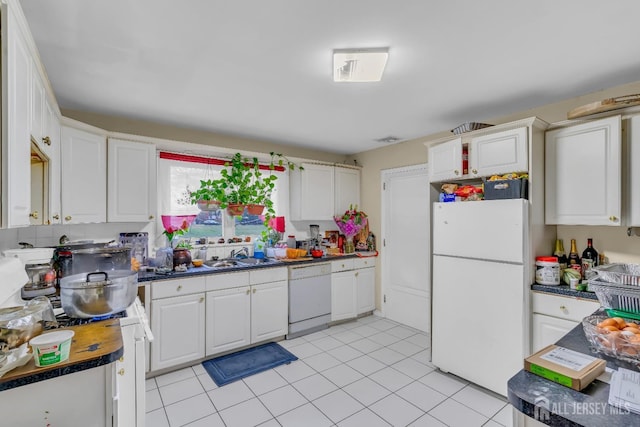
[0,319,123,391]
[508,310,640,426]
[137,253,365,283]
[531,283,599,301]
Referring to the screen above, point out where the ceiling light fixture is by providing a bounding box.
[333,48,389,83]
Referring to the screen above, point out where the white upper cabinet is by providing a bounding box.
[42,98,61,224]
[61,126,107,224]
[627,115,640,226]
[545,116,621,225]
[428,138,463,182]
[2,2,32,228]
[469,127,528,177]
[107,138,157,222]
[334,166,360,214]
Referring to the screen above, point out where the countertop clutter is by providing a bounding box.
[509,310,640,426]
[0,319,123,391]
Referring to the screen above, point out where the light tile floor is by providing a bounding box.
[146,315,514,427]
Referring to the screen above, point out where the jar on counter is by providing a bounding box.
[535,256,560,285]
[287,235,296,248]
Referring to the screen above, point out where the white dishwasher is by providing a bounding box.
[287,262,331,339]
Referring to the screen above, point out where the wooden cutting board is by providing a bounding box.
[567,94,640,119]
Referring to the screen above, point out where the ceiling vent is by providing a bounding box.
[375,136,402,144]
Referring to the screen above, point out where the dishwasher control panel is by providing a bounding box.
[288,262,331,280]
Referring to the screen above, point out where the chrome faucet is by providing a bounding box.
[230,246,250,259]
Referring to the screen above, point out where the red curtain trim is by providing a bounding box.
[159,151,285,172]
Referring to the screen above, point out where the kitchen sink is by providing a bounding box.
[236,257,274,265]
[204,260,238,268]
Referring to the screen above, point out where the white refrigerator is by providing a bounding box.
[431,198,529,396]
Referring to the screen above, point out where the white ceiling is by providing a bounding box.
[19,0,640,155]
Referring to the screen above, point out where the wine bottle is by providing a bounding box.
[581,238,599,279]
[553,239,568,270]
[567,238,582,278]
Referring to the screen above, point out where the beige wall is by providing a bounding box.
[62,109,348,165]
[351,80,640,307]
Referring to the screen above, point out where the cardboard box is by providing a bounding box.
[483,178,528,200]
[524,344,606,391]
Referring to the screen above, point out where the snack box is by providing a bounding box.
[524,344,606,391]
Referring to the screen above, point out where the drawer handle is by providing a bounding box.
[177,285,182,291]
[118,368,125,376]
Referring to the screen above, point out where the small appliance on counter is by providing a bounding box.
[119,232,148,264]
[2,248,56,299]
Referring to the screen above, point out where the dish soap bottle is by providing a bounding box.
[254,237,265,259]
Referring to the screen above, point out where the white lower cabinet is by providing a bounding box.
[331,258,376,321]
[206,286,251,355]
[531,291,600,353]
[251,280,288,342]
[331,270,357,321]
[356,266,376,314]
[150,277,206,371]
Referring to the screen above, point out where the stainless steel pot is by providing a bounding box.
[69,247,131,276]
[59,270,138,318]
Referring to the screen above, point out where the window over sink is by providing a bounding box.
[157,153,284,242]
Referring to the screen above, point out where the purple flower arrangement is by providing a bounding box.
[334,205,368,238]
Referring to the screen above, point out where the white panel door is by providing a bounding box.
[545,116,621,225]
[334,166,360,215]
[382,165,430,331]
[432,198,526,263]
[469,127,528,176]
[331,271,357,321]
[205,287,250,356]
[251,281,288,343]
[61,126,107,224]
[432,255,525,396]
[107,138,157,222]
[428,138,462,182]
[532,314,577,354]
[151,293,205,371]
[4,5,32,228]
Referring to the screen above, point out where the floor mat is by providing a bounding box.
[202,342,298,386]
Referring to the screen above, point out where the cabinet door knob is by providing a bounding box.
[42,136,51,146]
[118,368,125,376]
[355,272,359,277]
[471,168,478,174]
[454,169,460,176]
[252,288,256,294]
[177,285,182,291]
[559,305,567,311]
[246,289,251,295]
[119,356,124,363]
[29,211,39,219]
[609,215,618,222]
[64,215,72,221]
[149,215,155,220]
[199,297,204,303]
[52,214,60,220]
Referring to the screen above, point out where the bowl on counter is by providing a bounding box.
[191,259,204,267]
[310,249,323,258]
[582,314,640,363]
